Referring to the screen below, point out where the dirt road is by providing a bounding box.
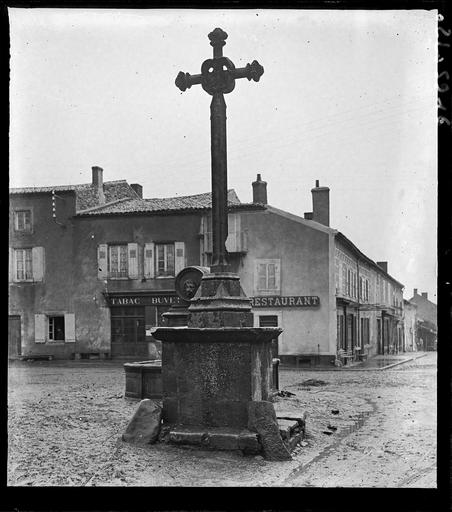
[7,352,436,487]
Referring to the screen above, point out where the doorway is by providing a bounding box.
[111,306,145,357]
[8,315,21,358]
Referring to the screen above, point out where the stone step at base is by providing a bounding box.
[19,354,54,361]
[161,425,261,455]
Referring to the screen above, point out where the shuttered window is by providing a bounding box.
[109,245,128,278]
[156,243,175,277]
[15,248,33,281]
[254,259,281,295]
[49,316,65,341]
[14,210,32,232]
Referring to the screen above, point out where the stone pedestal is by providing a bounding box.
[155,327,279,428]
[152,270,282,452]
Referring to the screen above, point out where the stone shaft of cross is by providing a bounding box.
[175,27,264,273]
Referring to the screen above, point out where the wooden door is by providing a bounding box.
[8,316,21,358]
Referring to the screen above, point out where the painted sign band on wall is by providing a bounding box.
[251,296,320,308]
[106,295,181,306]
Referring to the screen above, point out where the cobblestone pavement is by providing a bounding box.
[7,352,436,487]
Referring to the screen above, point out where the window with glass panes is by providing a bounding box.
[257,262,276,291]
[156,243,175,277]
[15,248,33,280]
[48,316,65,341]
[108,245,128,278]
[14,210,32,232]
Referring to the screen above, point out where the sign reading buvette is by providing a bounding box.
[250,296,320,308]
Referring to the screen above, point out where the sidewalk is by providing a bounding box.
[280,351,429,372]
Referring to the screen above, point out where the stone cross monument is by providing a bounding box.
[175,27,264,272]
[153,29,282,454]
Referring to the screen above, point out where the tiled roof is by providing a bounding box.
[9,180,140,212]
[76,189,258,216]
[76,181,139,211]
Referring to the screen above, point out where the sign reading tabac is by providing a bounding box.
[250,296,320,308]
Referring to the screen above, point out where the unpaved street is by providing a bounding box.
[7,352,436,487]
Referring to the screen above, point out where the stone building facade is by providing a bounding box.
[403,299,418,352]
[408,289,437,351]
[9,167,405,365]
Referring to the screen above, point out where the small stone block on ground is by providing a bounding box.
[276,409,308,429]
[122,399,162,445]
[277,418,301,441]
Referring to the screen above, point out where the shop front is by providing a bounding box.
[104,292,181,358]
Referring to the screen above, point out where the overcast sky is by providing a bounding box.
[9,8,437,302]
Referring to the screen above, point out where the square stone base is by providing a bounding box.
[160,413,306,456]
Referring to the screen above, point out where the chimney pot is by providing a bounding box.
[304,212,313,220]
[92,166,103,187]
[311,182,330,226]
[414,288,418,295]
[252,173,267,204]
[92,166,105,204]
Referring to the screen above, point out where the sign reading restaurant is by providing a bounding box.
[250,296,320,308]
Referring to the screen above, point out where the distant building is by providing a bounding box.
[9,168,405,365]
[403,299,418,352]
[408,289,437,351]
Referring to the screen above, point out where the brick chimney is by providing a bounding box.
[252,174,267,204]
[130,183,143,198]
[304,212,313,220]
[311,180,330,226]
[413,288,418,296]
[92,166,105,204]
[376,261,388,273]
[421,292,428,299]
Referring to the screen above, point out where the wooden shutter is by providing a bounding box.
[144,242,155,278]
[97,244,108,280]
[32,247,45,282]
[9,248,14,282]
[64,313,76,343]
[226,213,240,252]
[274,260,281,294]
[174,242,185,275]
[35,314,46,343]
[128,243,139,279]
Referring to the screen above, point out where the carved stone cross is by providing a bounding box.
[175,28,264,272]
